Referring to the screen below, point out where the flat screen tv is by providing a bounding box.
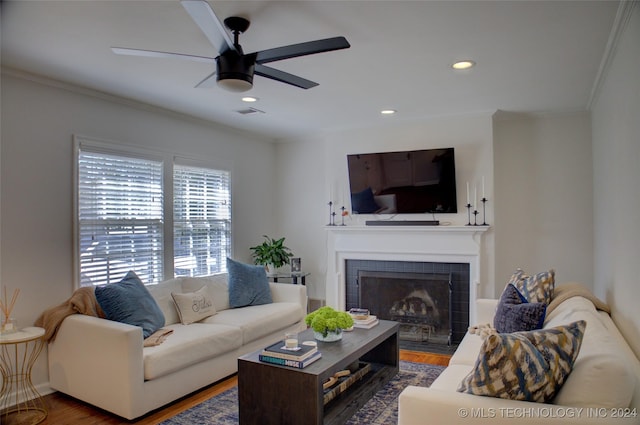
[347,147,458,214]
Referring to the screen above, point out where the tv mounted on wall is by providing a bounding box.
[347,147,458,214]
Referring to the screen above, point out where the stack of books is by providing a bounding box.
[259,340,322,369]
[349,309,379,329]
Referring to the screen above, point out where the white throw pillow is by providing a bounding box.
[171,286,216,325]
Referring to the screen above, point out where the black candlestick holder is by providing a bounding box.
[340,206,346,226]
[473,209,479,226]
[327,201,336,226]
[481,197,489,225]
[466,203,472,226]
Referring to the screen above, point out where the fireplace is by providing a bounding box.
[346,259,469,350]
[325,225,489,343]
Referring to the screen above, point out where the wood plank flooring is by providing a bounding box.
[38,350,449,425]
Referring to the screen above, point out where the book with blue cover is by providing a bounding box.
[259,351,322,369]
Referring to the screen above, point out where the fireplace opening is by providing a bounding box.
[359,271,452,347]
[345,259,469,354]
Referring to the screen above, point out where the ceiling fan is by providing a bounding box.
[112,0,350,92]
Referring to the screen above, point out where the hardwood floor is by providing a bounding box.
[38,350,449,425]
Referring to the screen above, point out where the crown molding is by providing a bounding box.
[587,0,637,109]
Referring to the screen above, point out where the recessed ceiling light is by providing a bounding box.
[242,96,258,102]
[452,60,475,70]
[380,109,397,115]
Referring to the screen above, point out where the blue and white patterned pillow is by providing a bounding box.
[458,320,586,403]
[508,268,555,305]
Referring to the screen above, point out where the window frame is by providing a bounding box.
[73,136,233,288]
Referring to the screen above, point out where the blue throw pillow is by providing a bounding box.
[227,257,273,308]
[493,284,546,333]
[350,187,380,214]
[95,271,165,338]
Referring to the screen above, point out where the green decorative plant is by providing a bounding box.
[249,235,294,271]
[305,306,354,337]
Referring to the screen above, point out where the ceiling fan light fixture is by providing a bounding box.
[216,51,255,92]
[217,77,253,92]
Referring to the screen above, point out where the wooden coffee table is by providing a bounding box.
[238,320,399,425]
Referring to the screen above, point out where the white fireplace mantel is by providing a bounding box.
[325,225,489,324]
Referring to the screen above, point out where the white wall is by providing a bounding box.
[276,113,496,300]
[591,3,640,358]
[0,73,278,391]
[493,112,594,289]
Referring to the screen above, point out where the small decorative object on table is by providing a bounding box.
[0,287,20,334]
[291,257,301,273]
[348,308,370,320]
[305,306,354,342]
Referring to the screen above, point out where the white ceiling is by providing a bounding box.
[1,1,619,140]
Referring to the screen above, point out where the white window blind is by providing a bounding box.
[173,164,231,277]
[78,149,164,286]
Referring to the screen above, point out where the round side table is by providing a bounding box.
[0,326,47,425]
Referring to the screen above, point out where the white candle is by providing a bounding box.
[482,176,486,199]
[466,182,470,205]
[474,186,477,208]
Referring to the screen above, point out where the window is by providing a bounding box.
[173,164,231,277]
[75,139,231,287]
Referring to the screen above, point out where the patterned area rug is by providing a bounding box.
[161,361,444,425]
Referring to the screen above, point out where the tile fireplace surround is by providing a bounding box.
[325,225,489,325]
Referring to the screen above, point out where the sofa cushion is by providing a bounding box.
[544,296,635,408]
[182,274,230,312]
[457,320,586,403]
[146,278,183,325]
[227,258,272,308]
[493,284,546,333]
[430,364,475,392]
[143,322,242,380]
[448,332,485,366]
[95,271,165,338]
[203,301,304,344]
[171,286,216,325]
[508,268,555,304]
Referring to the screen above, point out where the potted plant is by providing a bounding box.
[249,235,294,273]
[305,306,354,342]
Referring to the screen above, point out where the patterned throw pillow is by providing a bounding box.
[493,284,546,333]
[227,257,273,308]
[457,320,586,403]
[508,268,555,304]
[171,286,217,325]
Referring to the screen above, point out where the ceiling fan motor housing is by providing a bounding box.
[216,51,255,92]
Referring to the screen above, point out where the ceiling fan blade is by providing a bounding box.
[181,0,235,54]
[111,47,215,64]
[254,64,318,90]
[255,36,350,64]
[194,70,218,88]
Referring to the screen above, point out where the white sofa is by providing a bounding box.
[399,295,640,425]
[47,273,307,420]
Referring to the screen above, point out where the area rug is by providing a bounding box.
[161,361,445,425]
